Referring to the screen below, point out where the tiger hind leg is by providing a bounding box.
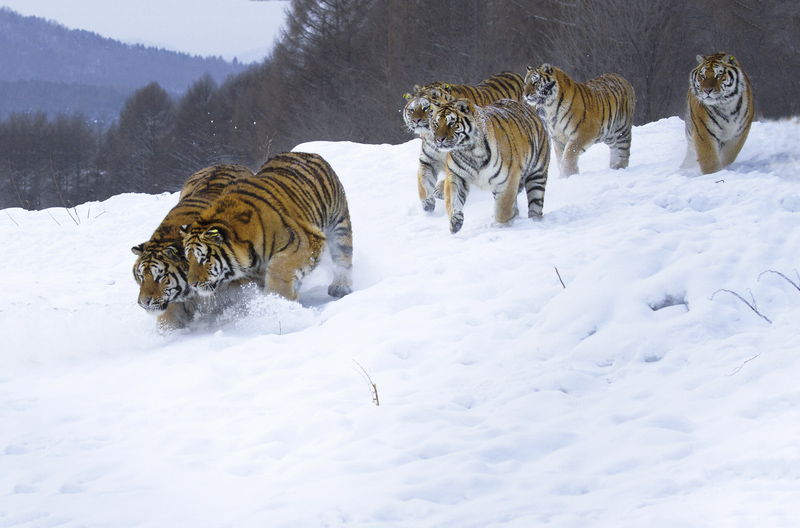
[523,169,548,219]
[493,173,522,225]
[608,128,632,169]
[326,219,354,298]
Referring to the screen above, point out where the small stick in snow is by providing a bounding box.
[5,210,19,226]
[710,288,772,324]
[353,360,379,406]
[758,269,800,292]
[554,266,566,289]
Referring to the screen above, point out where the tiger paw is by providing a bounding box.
[328,283,352,298]
[421,197,436,213]
[449,212,464,234]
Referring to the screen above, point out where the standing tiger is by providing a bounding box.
[181,152,353,302]
[402,72,524,212]
[523,64,635,177]
[681,53,754,174]
[428,98,550,234]
[132,164,253,330]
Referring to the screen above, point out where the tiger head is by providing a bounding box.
[429,99,478,151]
[523,64,559,114]
[690,53,743,106]
[131,241,190,312]
[181,198,256,297]
[403,83,455,135]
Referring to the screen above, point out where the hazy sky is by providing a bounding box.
[0,0,290,63]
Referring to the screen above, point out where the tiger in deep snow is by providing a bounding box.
[181,152,353,302]
[681,53,754,175]
[427,98,550,234]
[132,164,253,331]
[402,72,524,212]
[523,64,635,177]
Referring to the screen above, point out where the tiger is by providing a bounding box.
[181,152,353,303]
[681,53,754,174]
[132,164,254,331]
[402,72,524,212]
[428,98,550,234]
[523,64,635,177]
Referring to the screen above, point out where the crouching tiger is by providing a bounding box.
[402,72,524,212]
[524,64,635,177]
[681,53,754,175]
[132,164,253,330]
[428,98,550,234]
[181,152,353,302]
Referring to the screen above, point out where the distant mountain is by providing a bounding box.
[0,7,248,124]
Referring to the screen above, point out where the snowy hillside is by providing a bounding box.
[2,116,800,527]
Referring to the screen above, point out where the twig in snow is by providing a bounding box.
[758,269,800,292]
[725,352,763,376]
[710,288,772,324]
[49,161,79,225]
[46,209,61,226]
[554,266,566,289]
[5,210,19,226]
[353,360,380,406]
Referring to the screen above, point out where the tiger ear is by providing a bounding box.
[443,83,452,93]
[696,54,705,64]
[131,243,145,256]
[179,224,190,236]
[541,63,553,74]
[526,65,533,73]
[456,99,473,114]
[235,210,252,225]
[163,245,182,262]
[727,55,736,65]
[403,92,411,99]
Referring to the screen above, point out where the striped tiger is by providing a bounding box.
[524,64,635,177]
[402,72,524,212]
[681,53,754,174]
[132,164,253,330]
[428,98,550,234]
[181,152,353,302]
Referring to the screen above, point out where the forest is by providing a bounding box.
[2,0,798,210]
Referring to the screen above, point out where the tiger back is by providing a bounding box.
[182,152,353,302]
[524,64,635,177]
[402,72,524,212]
[132,164,253,330]
[428,98,550,234]
[681,53,754,174]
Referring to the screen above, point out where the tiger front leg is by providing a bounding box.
[444,170,470,234]
[155,301,194,332]
[693,130,723,175]
[417,149,440,212]
[560,137,587,177]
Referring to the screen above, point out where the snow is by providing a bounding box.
[2,116,800,527]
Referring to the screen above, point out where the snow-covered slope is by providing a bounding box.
[2,116,800,527]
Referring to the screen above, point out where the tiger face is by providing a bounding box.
[403,84,453,135]
[523,65,557,113]
[182,223,240,297]
[690,54,742,106]
[429,99,476,151]
[131,242,188,312]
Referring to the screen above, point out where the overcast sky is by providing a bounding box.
[0,0,290,63]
